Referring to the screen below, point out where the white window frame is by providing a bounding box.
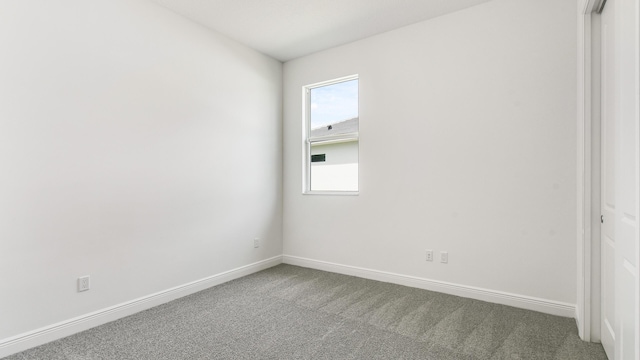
[302,74,359,195]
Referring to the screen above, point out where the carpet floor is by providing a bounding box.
[4,264,607,360]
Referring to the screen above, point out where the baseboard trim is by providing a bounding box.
[282,255,575,318]
[0,255,282,358]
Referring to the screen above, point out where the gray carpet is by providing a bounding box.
[4,264,607,360]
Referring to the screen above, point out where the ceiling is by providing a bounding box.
[151,0,492,62]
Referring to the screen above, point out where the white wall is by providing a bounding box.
[0,0,282,342]
[283,0,578,305]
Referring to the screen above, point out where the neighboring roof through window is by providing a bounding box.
[310,117,358,138]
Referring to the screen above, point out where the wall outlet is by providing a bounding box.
[426,249,433,262]
[254,238,260,248]
[440,251,448,264]
[78,276,90,292]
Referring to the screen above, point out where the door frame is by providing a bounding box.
[577,0,605,342]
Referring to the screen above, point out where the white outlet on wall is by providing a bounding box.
[426,250,433,262]
[78,276,90,292]
[254,238,260,248]
[440,251,448,264]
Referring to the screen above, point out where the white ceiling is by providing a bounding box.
[151,0,492,62]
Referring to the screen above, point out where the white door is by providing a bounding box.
[600,0,639,359]
[600,0,616,357]
[612,0,639,359]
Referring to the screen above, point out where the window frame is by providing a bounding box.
[302,74,359,196]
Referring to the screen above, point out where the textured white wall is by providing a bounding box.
[0,0,282,340]
[283,0,577,304]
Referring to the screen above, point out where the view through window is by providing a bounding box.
[305,76,359,193]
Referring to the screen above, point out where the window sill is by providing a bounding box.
[303,191,359,196]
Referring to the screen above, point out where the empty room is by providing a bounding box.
[0,0,638,359]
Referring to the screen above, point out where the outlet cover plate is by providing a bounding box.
[426,250,433,262]
[78,276,90,292]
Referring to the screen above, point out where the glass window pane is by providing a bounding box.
[310,141,358,191]
[310,79,358,138]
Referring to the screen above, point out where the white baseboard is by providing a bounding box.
[282,255,575,318]
[0,255,282,359]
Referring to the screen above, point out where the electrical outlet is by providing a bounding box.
[426,250,433,262]
[78,276,90,292]
[440,251,448,264]
[254,238,260,248]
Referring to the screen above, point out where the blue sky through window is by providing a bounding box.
[310,79,358,129]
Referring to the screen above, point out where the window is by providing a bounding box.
[304,75,359,194]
